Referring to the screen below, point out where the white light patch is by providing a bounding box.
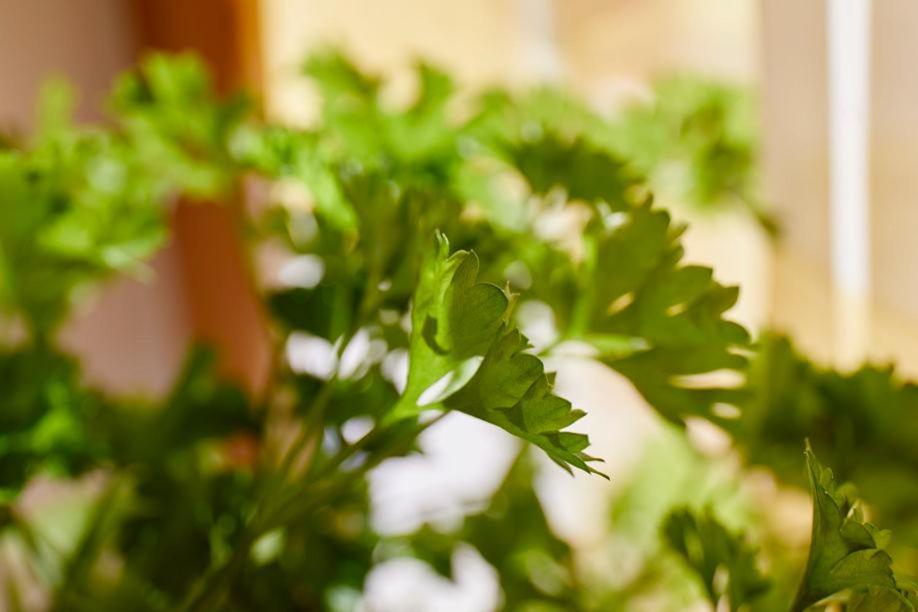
[827,0,873,365]
[272,177,312,211]
[515,300,558,351]
[504,260,532,290]
[369,412,519,536]
[337,328,388,381]
[342,416,375,445]
[382,349,409,394]
[400,309,413,335]
[286,332,337,380]
[276,254,324,289]
[363,544,500,612]
[534,204,579,241]
[338,329,371,380]
[827,0,872,298]
[605,211,629,231]
[287,211,318,248]
[379,309,400,325]
[251,528,285,565]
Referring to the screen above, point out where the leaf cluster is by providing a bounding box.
[5,48,907,612]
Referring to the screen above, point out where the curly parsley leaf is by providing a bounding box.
[503,135,749,425]
[444,328,604,477]
[390,233,603,477]
[792,445,917,611]
[588,200,750,423]
[1,54,251,339]
[262,56,750,432]
[388,231,511,418]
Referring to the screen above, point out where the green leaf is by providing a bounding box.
[350,122,749,468]
[0,349,107,496]
[390,231,511,419]
[445,330,604,476]
[791,445,915,611]
[391,233,603,477]
[511,133,641,209]
[848,587,918,612]
[110,52,248,199]
[663,508,770,611]
[231,126,358,231]
[0,53,262,340]
[592,201,749,424]
[499,135,749,425]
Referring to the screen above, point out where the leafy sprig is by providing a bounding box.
[0,49,796,612]
[792,445,917,611]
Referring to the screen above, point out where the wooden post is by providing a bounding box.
[131,0,272,394]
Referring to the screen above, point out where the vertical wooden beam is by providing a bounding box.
[132,0,262,92]
[132,0,271,394]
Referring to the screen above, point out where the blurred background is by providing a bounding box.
[2,0,917,609]
[9,0,918,389]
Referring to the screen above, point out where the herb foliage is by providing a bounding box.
[0,51,914,611]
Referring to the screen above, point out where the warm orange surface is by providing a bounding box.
[133,0,272,395]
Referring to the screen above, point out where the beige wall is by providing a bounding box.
[871,1,918,321]
[262,0,760,120]
[758,0,834,361]
[0,0,192,395]
[261,0,520,124]
[558,0,759,99]
[760,0,830,278]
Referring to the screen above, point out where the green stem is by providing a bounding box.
[256,376,336,498]
[180,390,441,611]
[260,411,447,531]
[180,260,410,609]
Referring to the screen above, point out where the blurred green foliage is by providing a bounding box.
[664,508,770,610]
[0,49,914,612]
[735,335,918,550]
[609,77,766,224]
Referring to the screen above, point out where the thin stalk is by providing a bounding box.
[259,411,448,531]
[179,411,446,611]
[254,376,336,503]
[180,262,399,610]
